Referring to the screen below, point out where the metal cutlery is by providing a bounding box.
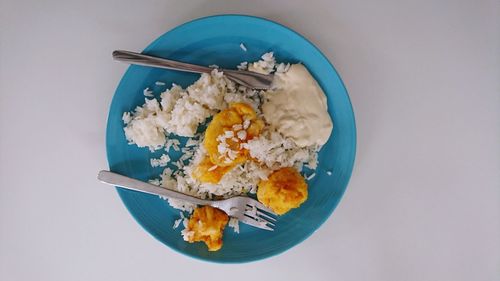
[98,170,277,231]
[112,50,274,90]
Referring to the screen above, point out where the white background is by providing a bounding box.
[1,0,499,280]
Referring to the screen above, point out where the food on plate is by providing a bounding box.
[262,64,333,147]
[257,167,308,215]
[203,103,264,167]
[183,206,229,251]
[122,52,333,251]
[192,156,235,184]
[194,103,264,184]
[122,72,231,151]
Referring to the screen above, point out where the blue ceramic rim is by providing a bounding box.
[106,14,357,263]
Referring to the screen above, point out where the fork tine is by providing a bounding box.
[256,210,277,222]
[245,212,276,227]
[238,215,274,231]
[248,201,277,216]
[243,210,276,227]
[244,205,277,222]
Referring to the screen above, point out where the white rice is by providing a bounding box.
[179,151,194,162]
[172,211,187,229]
[248,52,276,74]
[123,98,166,151]
[228,218,240,233]
[165,139,180,152]
[243,130,319,171]
[122,69,235,150]
[237,61,248,70]
[185,139,199,147]
[172,218,183,229]
[122,112,132,124]
[275,62,291,73]
[148,178,161,186]
[143,87,154,97]
[150,154,170,168]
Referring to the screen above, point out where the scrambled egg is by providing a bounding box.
[257,167,308,215]
[194,103,264,184]
[204,103,264,167]
[185,206,229,251]
[192,156,235,184]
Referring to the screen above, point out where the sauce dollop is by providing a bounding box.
[262,64,333,147]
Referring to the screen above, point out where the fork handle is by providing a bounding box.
[112,50,212,75]
[98,170,208,205]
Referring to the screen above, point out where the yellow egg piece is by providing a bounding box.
[257,167,308,215]
[192,156,235,184]
[203,103,264,167]
[185,206,229,251]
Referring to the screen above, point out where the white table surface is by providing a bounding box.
[1,0,499,280]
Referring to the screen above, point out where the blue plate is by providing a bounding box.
[106,15,356,263]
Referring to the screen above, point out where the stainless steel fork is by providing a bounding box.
[112,50,274,90]
[97,170,277,231]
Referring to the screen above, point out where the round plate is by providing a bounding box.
[106,15,356,263]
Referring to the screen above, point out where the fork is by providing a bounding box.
[97,170,277,231]
[112,50,274,90]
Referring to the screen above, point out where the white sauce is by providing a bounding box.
[262,64,333,147]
